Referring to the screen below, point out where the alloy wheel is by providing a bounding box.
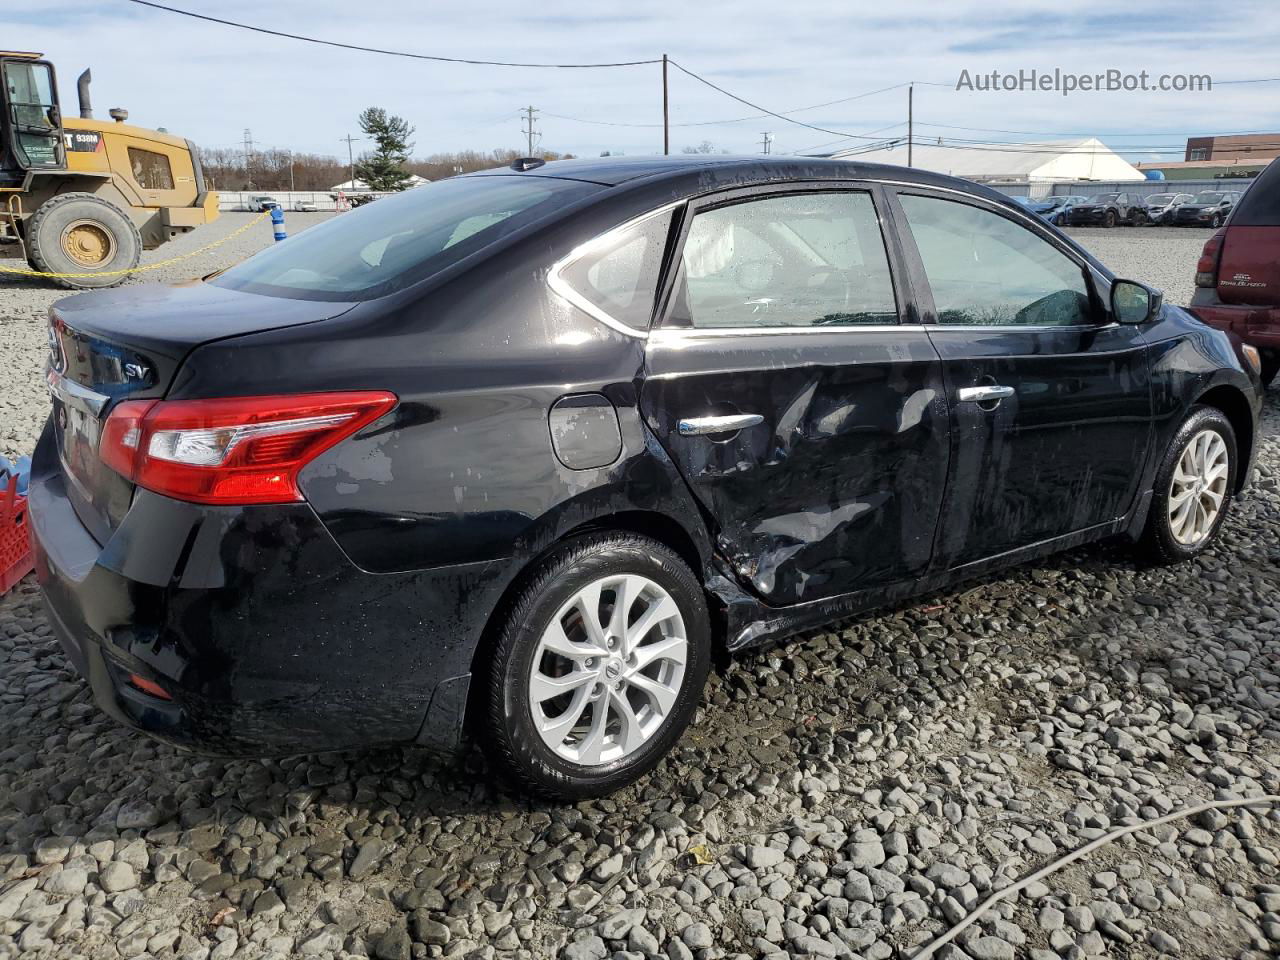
[529,574,687,766]
[1167,428,1230,545]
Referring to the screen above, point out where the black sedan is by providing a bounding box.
[29,156,1263,798]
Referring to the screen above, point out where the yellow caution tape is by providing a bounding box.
[0,211,272,280]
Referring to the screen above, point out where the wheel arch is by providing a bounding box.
[468,506,716,670]
[1194,384,1254,493]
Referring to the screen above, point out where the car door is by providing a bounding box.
[887,188,1153,571]
[640,184,949,605]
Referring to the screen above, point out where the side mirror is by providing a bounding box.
[1111,279,1163,324]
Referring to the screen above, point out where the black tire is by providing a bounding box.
[1103,210,1117,228]
[1131,210,1147,227]
[1138,406,1236,565]
[1210,213,1223,229]
[481,532,711,800]
[1260,351,1280,388]
[28,193,142,290]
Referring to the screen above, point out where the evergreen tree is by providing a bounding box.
[353,107,415,191]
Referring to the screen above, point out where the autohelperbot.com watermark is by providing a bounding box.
[956,68,1212,96]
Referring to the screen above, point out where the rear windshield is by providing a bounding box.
[211,175,603,301]
[1231,164,1280,226]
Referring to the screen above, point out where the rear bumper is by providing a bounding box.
[27,422,500,758]
[1188,297,1280,350]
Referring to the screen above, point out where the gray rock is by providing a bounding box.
[682,922,714,950]
[99,862,138,893]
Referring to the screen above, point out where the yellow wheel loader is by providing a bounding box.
[0,51,218,289]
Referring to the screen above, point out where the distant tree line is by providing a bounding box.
[199,145,579,192]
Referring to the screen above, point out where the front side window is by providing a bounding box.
[211,174,602,301]
[668,191,898,329]
[552,208,674,331]
[3,61,60,168]
[899,193,1092,327]
[128,148,174,190]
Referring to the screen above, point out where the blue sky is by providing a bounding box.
[9,0,1280,163]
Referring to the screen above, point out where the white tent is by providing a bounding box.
[331,174,430,191]
[823,138,1143,183]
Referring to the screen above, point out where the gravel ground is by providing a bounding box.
[3,217,1278,960]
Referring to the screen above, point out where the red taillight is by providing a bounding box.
[127,673,173,700]
[100,391,397,505]
[1195,228,1226,288]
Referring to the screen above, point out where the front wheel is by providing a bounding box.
[28,193,142,289]
[1103,210,1118,228]
[1138,406,1236,565]
[481,532,711,799]
[1210,213,1223,228]
[1131,210,1147,227]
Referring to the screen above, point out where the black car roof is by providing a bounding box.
[470,153,1010,203]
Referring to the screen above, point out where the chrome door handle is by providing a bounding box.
[957,385,1015,403]
[677,413,764,436]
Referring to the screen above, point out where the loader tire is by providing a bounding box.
[28,193,142,289]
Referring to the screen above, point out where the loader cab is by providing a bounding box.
[0,53,65,185]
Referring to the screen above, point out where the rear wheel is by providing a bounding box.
[1138,406,1236,565]
[28,193,141,289]
[481,532,711,799]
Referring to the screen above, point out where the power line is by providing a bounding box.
[543,80,912,130]
[667,60,912,140]
[124,0,661,67]
[914,121,1280,139]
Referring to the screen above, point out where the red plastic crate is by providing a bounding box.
[1,472,33,595]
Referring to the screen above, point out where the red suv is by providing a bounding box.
[1191,161,1280,385]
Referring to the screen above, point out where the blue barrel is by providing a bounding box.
[1144,170,1166,180]
[270,205,287,241]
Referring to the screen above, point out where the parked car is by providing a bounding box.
[29,156,1262,798]
[246,194,281,212]
[1067,192,1147,227]
[1175,190,1243,228]
[1191,162,1280,385]
[1029,195,1088,226]
[1143,192,1196,225]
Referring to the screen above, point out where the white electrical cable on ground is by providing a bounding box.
[909,794,1280,959]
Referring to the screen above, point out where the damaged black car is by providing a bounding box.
[29,155,1262,799]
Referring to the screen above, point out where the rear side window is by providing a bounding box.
[211,175,602,301]
[1232,167,1280,226]
[551,207,675,331]
[900,193,1091,327]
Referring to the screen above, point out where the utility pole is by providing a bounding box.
[521,105,540,156]
[760,132,773,155]
[340,134,360,187]
[242,128,254,176]
[662,54,669,156]
[907,84,913,168]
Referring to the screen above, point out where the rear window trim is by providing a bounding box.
[547,200,683,338]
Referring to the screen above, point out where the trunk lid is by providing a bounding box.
[47,282,355,542]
